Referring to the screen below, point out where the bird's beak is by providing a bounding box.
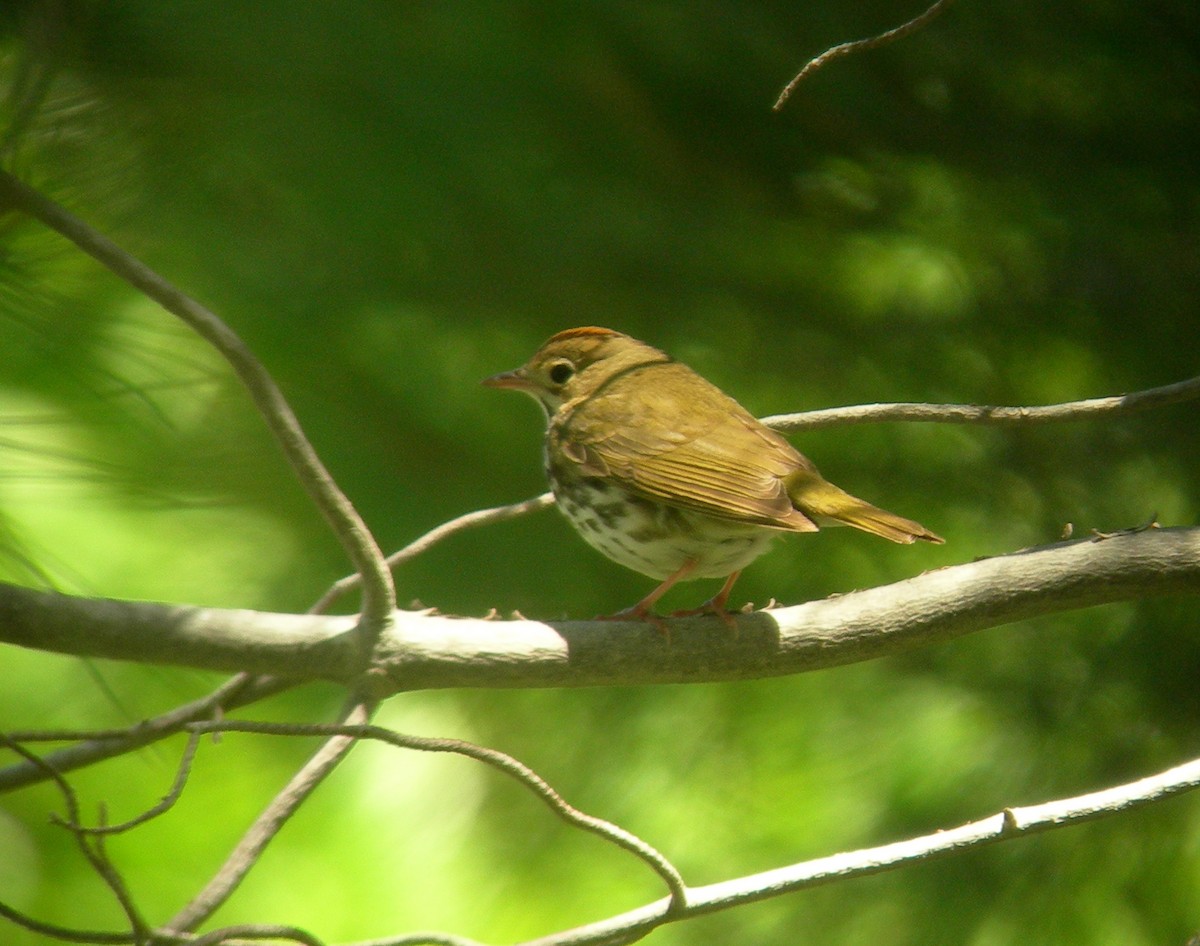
[482,369,532,391]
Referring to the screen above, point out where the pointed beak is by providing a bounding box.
[482,369,532,391]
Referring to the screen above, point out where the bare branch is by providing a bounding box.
[360,375,1200,571]
[311,493,555,615]
[0,169,395,638]
[0,736,150,941]
[187,924,326,946]
[0,898,134,945]
[761,374,1200,432]
[351,935,487,946]
[71,731,201,836]
[1,528,1196,692]
[773,0,955,111]
[164,699,375,934]
[184,721,688,909]
[507,754,1200,946]
[0,673,293,792]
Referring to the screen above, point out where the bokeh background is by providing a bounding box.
[0,1,1197,943]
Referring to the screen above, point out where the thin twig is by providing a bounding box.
[0,736,151,942]
[65,731,202,836]
[165,700,376,934]
[370,376,1200,564]
[0,672,292,792]
[184,720,689,910]
[309,493,555,615]
[773,0,955,111]
[0,169,395,641]
[348,936,487,946]
[0,897,134,945]
[502,753,1200,946]
[761,374,1200,431]
[187,924,326,946]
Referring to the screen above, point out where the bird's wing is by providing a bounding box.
[553,362,818,532]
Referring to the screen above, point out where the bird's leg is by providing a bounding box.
[669,570,742,631]
[599,560,698,634]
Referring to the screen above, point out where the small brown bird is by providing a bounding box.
[484,327,942,622]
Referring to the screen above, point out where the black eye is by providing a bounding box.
[548,361,575,385]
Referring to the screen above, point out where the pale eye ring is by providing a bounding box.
[548,360,575,385]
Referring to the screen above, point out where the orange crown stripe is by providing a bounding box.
[545,326,623,344]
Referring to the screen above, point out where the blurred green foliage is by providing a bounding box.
[0,1,1197,943]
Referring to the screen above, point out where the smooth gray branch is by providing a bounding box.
[0,527,1195,694]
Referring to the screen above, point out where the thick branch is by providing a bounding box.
[0,528,1195,695]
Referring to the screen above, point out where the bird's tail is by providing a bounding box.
[787,473,944,545]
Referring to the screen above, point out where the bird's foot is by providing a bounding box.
[668,600,740,635]
[595,606,672,639]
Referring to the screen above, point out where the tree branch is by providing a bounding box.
[183,721,688,911]
[0,169,395,641]
[760,374,1200,431]
[773,0,955,111]
[507,753,1200,946]
[311,493,555,615]
[164,699,375,934]
[0,528,1195,695]
[0,736,150,941]
[0,673,293,792]
[331,374,1200,553]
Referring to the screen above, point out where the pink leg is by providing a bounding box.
[670,570,743,630]
[600,560,698,631]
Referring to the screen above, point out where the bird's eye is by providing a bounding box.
[548,360,575,385]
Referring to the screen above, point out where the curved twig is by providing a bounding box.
[773,0,955,111]
[164,699,375,934]
[67,731,201,836]
[760,374,1200,431]
[0,170,395,643]
[187,924,327,946]
[351,935,487,946]
[506,753,1200,946]
[0,898,134,945]
[183,720,689,911]
[310,493,555,615]
[0,736,150,941]
[0,672,291,792]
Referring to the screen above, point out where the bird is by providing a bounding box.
[484,326,943,623]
